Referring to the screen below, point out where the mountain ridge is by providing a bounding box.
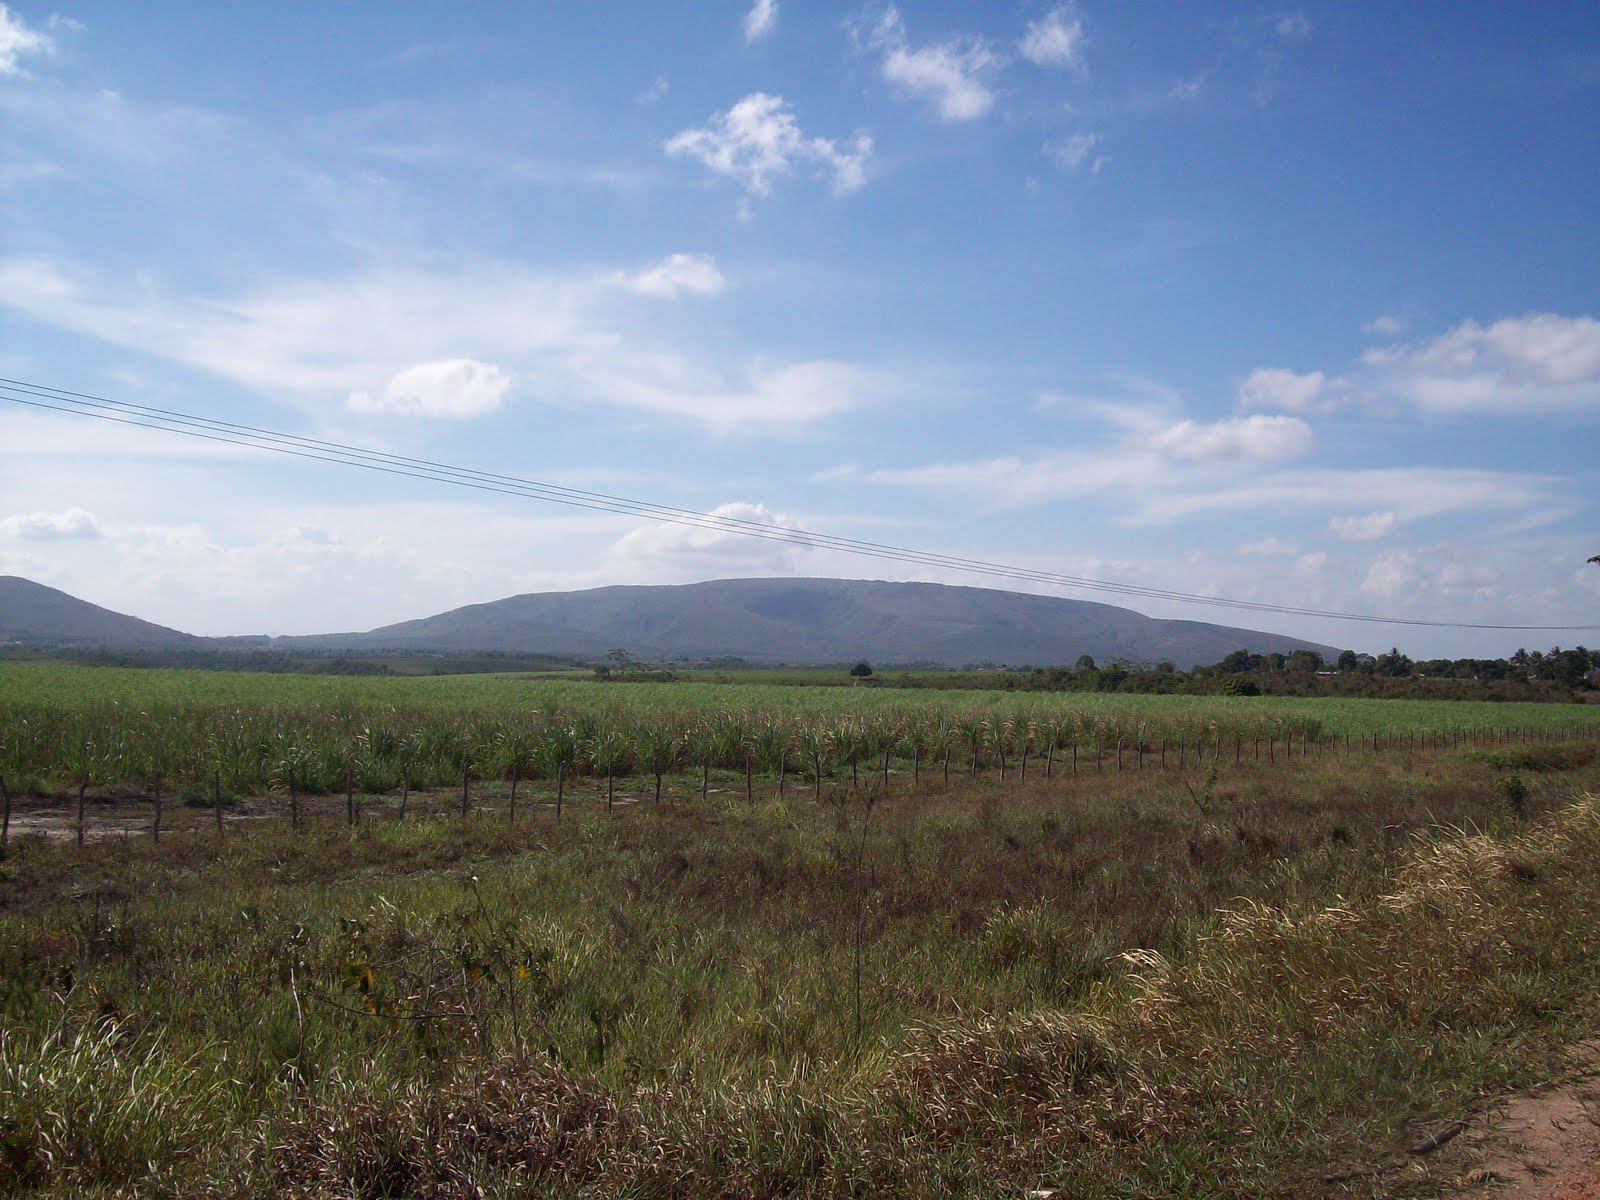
[0,575,1337,668]
[0,576,202,650]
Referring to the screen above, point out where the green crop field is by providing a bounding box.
[10,660,1599,731]
[4,661,1598,813]
[3,660,1600,1197]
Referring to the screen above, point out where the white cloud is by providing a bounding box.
[1292,551,1328,576]
[864,436,1568,543]
[272,523,334,547]
[636,74,669,104]
[666,92,872,196]
[1138,466,1564,529]
[1149,414,1315,462]
[1046,131,1102,173]
[1236,366,1341,414]
[868,8,997,122]
[1363,313,1600,414]
[615,253,726,299]
[0,506,103,540]
[578,356,889,432]
[1019,7,1085,70]
[0,255,589,396]
[1329,510,1398,543]
[347,358,511,418]
[0,254,890,431]
[610,501,806,577]
[1360,550,1416,600]
[862,447,1160,509]
[1238,537,1299,557]
[0,4,52,77]
[1364,314,1406,337]
[743,0,778,43]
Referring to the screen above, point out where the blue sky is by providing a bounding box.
[1,1,1597,658]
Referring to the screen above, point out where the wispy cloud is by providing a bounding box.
[1168,75,1204,102]
[866,7,999,122]
[1238,537,1299,557]
[1019,7,1086,71]
[1363,313,1600,414]
[0,254,887,432]
[743,0,778,43]
[347,358,512,419]
[666,92,872,197]
[1045,130,1103,173]
[610,500,804,578]
[1136,467,1564,528]
[859,435,1563,538]
[1329,510,1397,543]
[613,253,727,299]
[0,4,52,77]
[0,506,103,540]
[1236,366,1345,414]
[1148,414,1314,462]
[1273,13,1313,41]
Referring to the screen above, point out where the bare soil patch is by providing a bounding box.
[1453,1042,1600,1198]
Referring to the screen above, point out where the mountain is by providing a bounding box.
[0,576,201,650]
[298,577,1337,668]
[1,575,1338,668]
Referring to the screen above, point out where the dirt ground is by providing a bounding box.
[1450,1043,1600,1198]
[1,793,274,843]
[0,783,660,846]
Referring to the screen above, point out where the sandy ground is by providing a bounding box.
[1450,1043,1600,1198]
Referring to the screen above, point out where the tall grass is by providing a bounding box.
[3,731,1599,1195]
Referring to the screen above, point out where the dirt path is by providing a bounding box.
[1452,1043,1600,1198]
[0,785,652,846]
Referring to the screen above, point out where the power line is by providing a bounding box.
[3,375,1595,633]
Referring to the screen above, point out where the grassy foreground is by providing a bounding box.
[2,741,1599,1197]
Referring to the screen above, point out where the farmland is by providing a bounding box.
[5,661,1598,806]
[3,661,1600,1197]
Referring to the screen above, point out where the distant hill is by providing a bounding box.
[1,575,1338,668]
[293,577,1337,669]
[0,576,201,650]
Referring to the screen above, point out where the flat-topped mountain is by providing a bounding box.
[2,575,1337,668]
[302,577,1336,668]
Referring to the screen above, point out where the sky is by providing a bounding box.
[1,1,1597,660]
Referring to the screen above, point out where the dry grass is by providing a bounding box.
[2,739,1598,1197]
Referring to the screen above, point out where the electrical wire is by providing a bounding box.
[3,376,1595,632]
